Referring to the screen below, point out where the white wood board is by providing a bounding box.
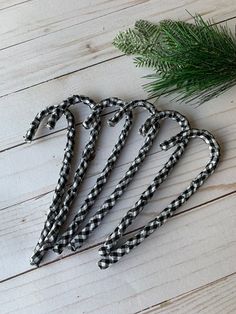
[0,1,235,313]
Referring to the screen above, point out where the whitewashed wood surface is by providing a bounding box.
[0,1,236,313]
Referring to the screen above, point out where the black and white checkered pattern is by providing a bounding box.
[67,108,191,252]
[97,128,220,269]
[30,97,137,265]
[26,95,220,270]
[27,95,102,266]
[53,100,158,253]
[50,99,134,253]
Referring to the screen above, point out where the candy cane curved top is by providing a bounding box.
[53,100,159,253]
[67,107,191,252]
[27,95,101,265]
[98,128,220,269]
[30,96,135,266]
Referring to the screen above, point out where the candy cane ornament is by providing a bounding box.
[35,97,134,261]
[67,105,191,252]
[53,100,158,253]
[25,95,221,270]
[25,98,80,255]
[98,128,220,269]
[26,95,102,266]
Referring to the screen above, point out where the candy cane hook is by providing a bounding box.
[27,95,101,266]
[98,128,220,269]
[67,104,191,252]
[53,100,158,253]
[42,97,134,255]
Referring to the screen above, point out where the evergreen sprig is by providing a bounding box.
[113,15,236,104]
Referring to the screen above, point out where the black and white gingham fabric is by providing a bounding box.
[67,108,191,252]
[47,98,134,254]
[27,95,103,266]
[97,128,220,269]
[53,100,158,253]
[29,97,136,265]
[26,95,220,270]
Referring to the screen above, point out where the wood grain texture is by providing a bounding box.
[0,192,235,313]
[0,0,148,49]
[0,124,233,280]
[0,56,147,151]
[138,272,236,314]
[0,85,235,279]
[0,0,235,313]
[0,73,235,210]
[0,0,31,11]
[0,0,236,97]
[0,17,235,151]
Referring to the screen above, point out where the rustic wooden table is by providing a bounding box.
[0,1,235,313]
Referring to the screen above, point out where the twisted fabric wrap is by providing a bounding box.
[55,100,159,252]
[27,96,135,265]
[67,107,191,252]
[98,128,220,269]
[27,95,101,265]
[49,98,135,253]
[25,95,220,269]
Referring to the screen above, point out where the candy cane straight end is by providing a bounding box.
[68,242,79,252]
[98,246,108,257]
[98,128,220,269]
[97,259,110,270]
[30,256,40,267]
[53,244,63,254]
[54,99,134,252]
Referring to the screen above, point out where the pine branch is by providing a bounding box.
[113,15,236,104]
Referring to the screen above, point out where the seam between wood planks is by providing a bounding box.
[134,270,236,314]
[0,107,118,154]
[0,0,33,12]
[0,119,224,213]
[0,15,236,101]
[1,1,235,53]
[1,189,235,284]
[0,147,157,211]
[0,55,124,100]
[0,93,156,153]
[0,143,205,212]
[0,1,148,52]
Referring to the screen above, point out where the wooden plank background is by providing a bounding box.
[0,1,235,313]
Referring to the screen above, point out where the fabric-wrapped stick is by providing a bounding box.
[98,128,220,269]
[26,95,101,266]
[66,104,191,252]
[53,100,158,253]
[36,97,134,260]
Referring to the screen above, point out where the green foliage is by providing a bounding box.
[113,15,236,104]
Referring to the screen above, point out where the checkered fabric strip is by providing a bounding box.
[27,95,101,266]
[53,101,156,253]
[24,96,89,210]
[32,97,137,264]
[53,100,158,253]
[68,118,160,252]
[39,98,130,253]
[53,99,134,253]
[108,100,157,128]
[98,128,220,269]
[65,100,159,251]
[25,103,78,254]
[98,110,191,257]
[68,109,190,252]
[27,95,97,255]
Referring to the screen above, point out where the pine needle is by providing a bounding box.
[113,15,236,104]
